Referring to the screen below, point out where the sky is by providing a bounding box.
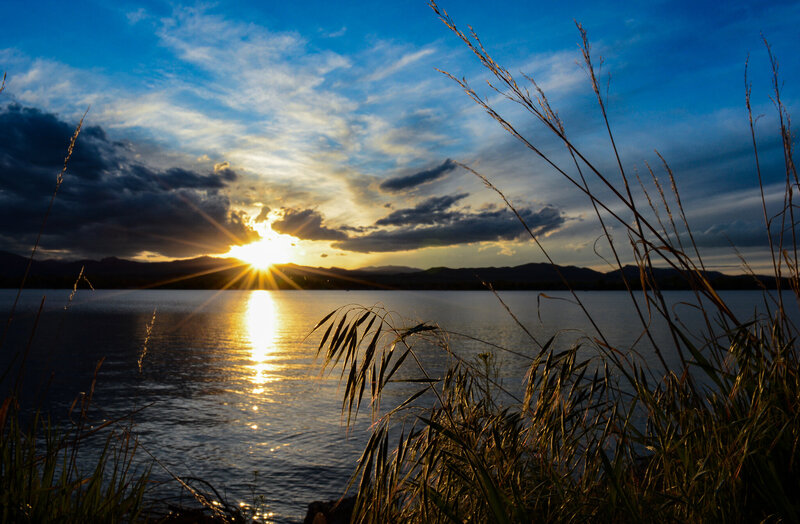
[0,0,797,272]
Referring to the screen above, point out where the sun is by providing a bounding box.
[226,233,296,270]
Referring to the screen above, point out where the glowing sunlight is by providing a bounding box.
[245,290,279,384]
[227,232,296,270]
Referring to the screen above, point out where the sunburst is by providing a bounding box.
[226,233,296,270]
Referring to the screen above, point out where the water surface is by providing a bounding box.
[0,289,780,522]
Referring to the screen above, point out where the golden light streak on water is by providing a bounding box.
[245,290,279,386]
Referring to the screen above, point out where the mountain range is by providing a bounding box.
[0,250,780,291]
[0,251,785,290]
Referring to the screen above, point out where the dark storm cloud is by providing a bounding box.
[156,166,236,189]
[270,208,348,241]
[255,205,270,223]
[375,193,469,226]
[334,205,564,253]
[0,104,257,259]
[379,158,456,193]
[270,192,564,253]
[213,161,238,182]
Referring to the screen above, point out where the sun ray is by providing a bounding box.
[265,265,304,290]
[134,258,248,290]
[170,264,253,332]
[226,232,297,270]
[284,265,396,290]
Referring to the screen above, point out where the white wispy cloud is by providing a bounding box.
[126,8,147,25]
[365,47,436,82]
[0,2,781,270]
[1,4,593,229]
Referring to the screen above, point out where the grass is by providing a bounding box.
[313,2,800,522]
[0,88,242,523]
[0,99,157,521]
[1,3,797,522]
[0,372,150,522]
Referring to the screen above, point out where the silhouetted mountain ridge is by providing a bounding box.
[0,251,781,290]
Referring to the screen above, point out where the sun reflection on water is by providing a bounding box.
[245,290,279,385]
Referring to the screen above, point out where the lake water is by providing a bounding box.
[0,288,781,522]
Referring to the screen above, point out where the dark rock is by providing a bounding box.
[303,496,356,524]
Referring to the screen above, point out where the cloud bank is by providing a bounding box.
[272,194,564,253]
[0,104,257,259]
[271,208,348,241]
[335,205,564,253]
[379,158,457,193]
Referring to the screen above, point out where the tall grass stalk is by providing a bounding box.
[315,4,800,522]
[0,73,261,524]
[0,365,150,522]
[0,85,157,521]
[0,107,87,353]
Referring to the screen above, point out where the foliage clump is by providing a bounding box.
[0,368,150,523]
[315,2,800,522]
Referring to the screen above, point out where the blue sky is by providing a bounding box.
[0,0,797,271]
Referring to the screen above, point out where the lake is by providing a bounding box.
[0,288,780,522]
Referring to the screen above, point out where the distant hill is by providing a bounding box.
[0,250,782,290]
[355,265,423,274]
